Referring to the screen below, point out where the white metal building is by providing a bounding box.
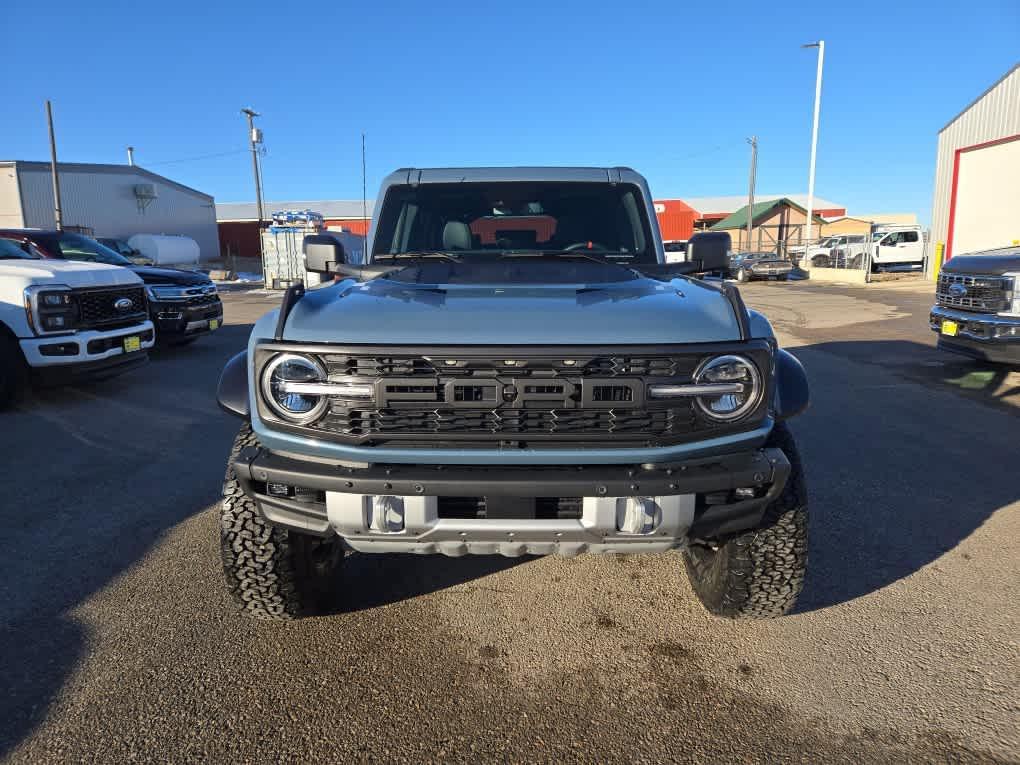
[929,63,1020,275]
[0,161,219,260]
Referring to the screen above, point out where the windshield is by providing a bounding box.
[48,233,133,266]
[371,182,656,264]
[0,238,41,260]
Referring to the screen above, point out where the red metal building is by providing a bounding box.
[653,199,697,242]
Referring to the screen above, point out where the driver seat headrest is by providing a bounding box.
[442,221,473,251]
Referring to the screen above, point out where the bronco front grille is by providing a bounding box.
[320,353,686,379]
[314,406,695,439]
[74,286,148,329]
[256,343,773,449]
[936,273,1011,313]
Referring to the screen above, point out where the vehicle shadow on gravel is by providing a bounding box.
[787,341,1018,614]
[330,553,530,613]
[0,323,254,758]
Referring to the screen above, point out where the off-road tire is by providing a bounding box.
[683,422,808,619]
[220,424,344,620]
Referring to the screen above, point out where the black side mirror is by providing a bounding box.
[687,231,732,273]
[303,234,347,275]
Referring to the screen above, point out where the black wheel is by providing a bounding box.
[220,424,344,620]
[683,422,808,619]
[736,268,749,283]
[0,334,27,410]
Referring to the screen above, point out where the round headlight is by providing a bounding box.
[261,353,328,423]
[693,355,762,421]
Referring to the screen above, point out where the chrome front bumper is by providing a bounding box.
[930,305,1020,364]
[929,305,1020,341]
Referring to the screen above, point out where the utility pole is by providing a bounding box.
[45,100,64,231]
[802,40,825,246]
[241,108,265,249]
[746,136,758,253]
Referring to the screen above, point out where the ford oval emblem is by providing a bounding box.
[114,297,134,311]
[948,283,967,298]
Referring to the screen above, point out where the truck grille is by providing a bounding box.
[75,286,148,329]
[320,353,687,378]
[936,273,1011,313]
[254,344,774,449]
[314,406,696,440]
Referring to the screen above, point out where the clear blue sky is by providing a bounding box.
[3,0,1017,223]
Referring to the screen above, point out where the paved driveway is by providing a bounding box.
[0,283,1016,763]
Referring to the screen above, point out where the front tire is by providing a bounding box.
[220,424,344,619]
[0,334,27,410]
[736,268,749,283]
[683,422,808,619]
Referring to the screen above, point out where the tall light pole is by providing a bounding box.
[241,107,265,240]
[746,136,758,252]
[45,100,64,231]
[802,40,825,246]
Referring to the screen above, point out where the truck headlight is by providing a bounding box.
[261,353,330,423]
[145,283,216,301]
[1006,274,1020,316]
[24,285,79,335]
[692,355,762,421]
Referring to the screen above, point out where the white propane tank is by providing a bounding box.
[126,234,201,266]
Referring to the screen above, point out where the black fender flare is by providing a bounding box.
[217,351,250,419]
[774,349,810,421]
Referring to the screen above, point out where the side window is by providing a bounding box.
[882,233,901,246]
[902,231,919,243]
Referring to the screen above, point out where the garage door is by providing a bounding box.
[948,135,1020,258]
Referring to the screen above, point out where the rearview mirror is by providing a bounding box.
[303,234,347,275]
[687,231,731,273]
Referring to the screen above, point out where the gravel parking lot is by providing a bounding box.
[1,281,1017,763]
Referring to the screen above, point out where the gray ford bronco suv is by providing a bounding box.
[216,167,811,620]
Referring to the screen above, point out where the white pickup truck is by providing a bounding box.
[0,237,155,407]
[830,225,926,271]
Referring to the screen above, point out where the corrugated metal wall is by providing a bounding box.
[929,65,1020,275]
[17,164,220,260]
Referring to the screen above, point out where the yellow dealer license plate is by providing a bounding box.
[941,320,959,337]
[123,335,141,353]
[209,319,220,331]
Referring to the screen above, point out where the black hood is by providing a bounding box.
[943,249,1020,276]
[129,265,211,286]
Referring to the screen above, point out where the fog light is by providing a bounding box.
[994,325,1019,338]
[615,497,661,535]
[368,495,405,533]
[267,482,291,497]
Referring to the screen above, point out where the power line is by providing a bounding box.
[145,148,249,166]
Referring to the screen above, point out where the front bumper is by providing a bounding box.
[20,321,155,368]
[748,264,793,279]
[231,445,791,555]
[929,305,1020,365]
[151,298,223,339]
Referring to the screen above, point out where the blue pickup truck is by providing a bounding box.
[216,167,811,621]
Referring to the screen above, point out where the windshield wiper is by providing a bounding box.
[375,251,462,261]
[500,250,625,267]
